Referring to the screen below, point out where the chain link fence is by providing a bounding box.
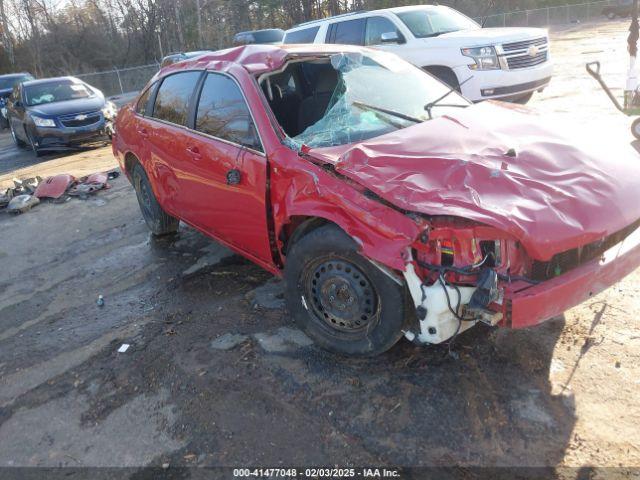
[75,64,159,98]
[477,1,619,28]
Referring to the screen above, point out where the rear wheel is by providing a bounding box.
[132,163,179,236]
[284,224,410,356]
[631,118,640,140]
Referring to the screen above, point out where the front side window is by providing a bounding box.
[284,26,320,44]
[396,7,479,38]
[365,17,401,45]
[329,19,365,45]
[196,73,261,151]
[152,71,201,126]
[24,80,94,106]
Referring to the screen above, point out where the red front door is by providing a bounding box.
[175,72,272,265]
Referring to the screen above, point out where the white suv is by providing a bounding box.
[283,5,553,103]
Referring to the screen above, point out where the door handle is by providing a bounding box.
[186,146,202,160]
[137,127,149,138]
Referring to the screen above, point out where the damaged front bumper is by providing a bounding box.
[506,225,640,329]
[403,225,640,344]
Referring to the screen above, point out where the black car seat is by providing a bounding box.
[297,67,339,134]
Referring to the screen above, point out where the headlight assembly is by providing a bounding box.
[31,115,56,128]
[462,46,501,70]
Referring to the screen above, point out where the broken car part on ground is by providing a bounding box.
[0,170,118,214]
[112,44,640,356]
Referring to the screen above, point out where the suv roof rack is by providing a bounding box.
[293,10,368,29]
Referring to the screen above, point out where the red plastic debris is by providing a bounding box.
[34,174,76,199]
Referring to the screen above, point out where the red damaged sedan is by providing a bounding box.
[113,44,640,356]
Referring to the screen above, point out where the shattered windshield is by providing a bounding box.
[273,52,469,150]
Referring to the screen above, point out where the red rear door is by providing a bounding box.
[143,71,203,216]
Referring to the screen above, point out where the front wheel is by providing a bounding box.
[26,130,43,157]
[284,224,411,357]
[631,118,640,140]
[10,122,27,148]
[132,163,179,236]
[511,92,534,104]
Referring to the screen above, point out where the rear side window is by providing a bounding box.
[195,73,261,151]
[284,26,320,44]
[152,71,201,126]
[328,19,365,45]
[136,85,154,115]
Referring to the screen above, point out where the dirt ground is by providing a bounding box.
[0,19,639,477]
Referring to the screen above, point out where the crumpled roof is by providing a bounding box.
[157,44,379,78]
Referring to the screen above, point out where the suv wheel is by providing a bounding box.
[284,224,410,356]
[132,163,179,236]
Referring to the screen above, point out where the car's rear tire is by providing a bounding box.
[10,122,27,148]
[284,224,410,357]
[132,163,179,236]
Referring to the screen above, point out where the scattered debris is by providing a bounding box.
[34,174,76,199]
[117,343,130,353]
[1,169,121,213]
[97,295,105,307]
[0,188,13,208]
[12,177,41,195]
[6,194,40,214]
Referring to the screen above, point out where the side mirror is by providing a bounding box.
[381,31,404,44]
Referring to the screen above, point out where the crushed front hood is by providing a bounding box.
[309,102,640,261]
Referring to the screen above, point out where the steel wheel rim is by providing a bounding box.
[303,257,379,333]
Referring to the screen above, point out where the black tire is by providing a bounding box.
[26,129,43,157]
[511,91,534,105]
[424,66,461,92]
[10,122,27,148]
[631,118,640,141]
[132,162,179,236]
[284,224,411,357]
[607,11,616,20]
